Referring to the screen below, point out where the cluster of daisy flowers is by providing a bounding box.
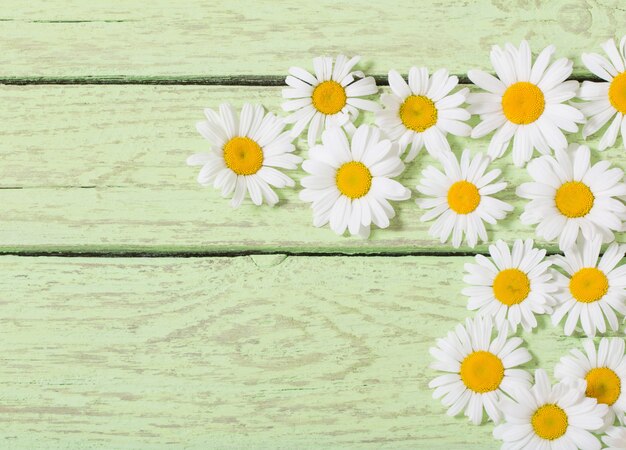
[430,237,626,449]
[187,38,626,248]
[186,39,626,448]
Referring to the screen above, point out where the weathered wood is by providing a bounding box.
[0,255,600,449]
[3,2,626,447]
[1,0,624,78]
[0,85,623,254]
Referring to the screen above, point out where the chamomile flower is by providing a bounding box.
[468,40,583,167]
[462,239,557,332]
[375,67,471,162]
[556,338,626,427]
[188,103,302,208]
[299,125,411,238]
[493,369,608,449]
[429,316,532,425]
[579,36,626,150]
[282,55,379,147]
[416,149,513,248]
[550,237,626,337]
[603,426,626,449]
[517,143,626,251]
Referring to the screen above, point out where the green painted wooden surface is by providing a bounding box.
[2,1,625,448]
[0,85,623,254]
[0,0,625,78]
[0,255,603,449]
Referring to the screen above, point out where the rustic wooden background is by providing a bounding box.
[1,1,624,448]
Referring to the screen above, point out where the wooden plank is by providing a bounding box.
[0,255,599,449]
[1,0,624,78]
[0,85,623,254]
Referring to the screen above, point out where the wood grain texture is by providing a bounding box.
[4,2,626,448]
[0,85,623,254]
[1,0,625,78]
[0,255,604,449]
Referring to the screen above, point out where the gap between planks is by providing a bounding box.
[0,250,571,258]
[0,74,603,86]
[0,250,489,258]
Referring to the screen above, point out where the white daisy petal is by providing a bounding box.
[375,67,470,161]
[464,239,556,332]
[494,369,606,449]
[582,52,617,81]
[550,236,626,338]
[282,55,378,144]
[530,44,556,84]
[577,36,626,148]
[519,143,626,251]
[604,39,626,74]
[602,426,626,449]
[430,316,532,425]
[219,103,238,139]
[408,66,429,95]
[469,41,578,165]
[300,125,409,237]
[468,69,506,94]
[599,113,623,150]
[188,103,298,208]
[556,338,626,433]
[417,150,512,248]
[388,69,412,99]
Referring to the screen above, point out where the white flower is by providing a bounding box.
[462,239,557,332]
[494,369,608,449]
[299,125,411,238]
[579,36,626,150]
[416,149,513,248]
[603,426,626,449]
[429,316,532,425]
[556,338,626,428]
[468,40,583,166]
[188,103,302,208]
[517,143,626,251]
[550,237,626,337]
[375,67,471,162]
[281,55,379,147]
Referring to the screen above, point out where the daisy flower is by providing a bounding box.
[188,103,302,208]
[550,236,626,337]
[516,143,626,251]
[429,316,532,425]
[467,40,583,167]
[603,426,626,449]
[374,67,471,162]
[281,55,379,147]
[579,36,626,150]
[299,124,411,238]
[493,369,608,449]
[556,338,626,427]
[462,239,557,332]
[415,149,513,248]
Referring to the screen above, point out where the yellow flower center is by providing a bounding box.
[399,95,438,132]
[555,181,594,218]
[223,136,264,175]
[335,161,372,199]
[492,269,531,306]
[460,351,504,393]
[501,81,545,124]
[569,268,608,303]
[586,367,621,406]
[311,80,347,115]
[609,72,626,114]
[447,181,481,214]
[531,404,568,441]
